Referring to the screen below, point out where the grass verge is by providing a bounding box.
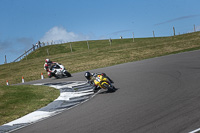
[0,85,59,125]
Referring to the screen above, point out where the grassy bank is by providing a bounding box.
[1,32,200,86]
[0,85,59,125]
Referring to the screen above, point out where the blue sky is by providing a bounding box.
[0,0,200,64]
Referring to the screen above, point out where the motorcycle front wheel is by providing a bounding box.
[64,71,72,77]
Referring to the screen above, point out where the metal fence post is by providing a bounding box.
[173,26,175,36]
[33,44,35,51]
[109,38,112,46]
[25,51,27,60]
[47,48,49,56]
[70,43,73,52]
[5,55,7,64]
[87,40,89,50]
[153,31,155,38]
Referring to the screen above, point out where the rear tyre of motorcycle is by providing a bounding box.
[65,71,72,77]
[55,76,60,79]
[103,83,115,92]
[108,86,116,92]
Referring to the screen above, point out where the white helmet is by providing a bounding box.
[45,59,50,63]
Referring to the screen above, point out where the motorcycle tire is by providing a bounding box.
[64,71,72,77]
[107,85,116,92]
[102,83,114,92]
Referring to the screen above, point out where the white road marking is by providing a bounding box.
[189,128,200,133]
[0,81,96,133]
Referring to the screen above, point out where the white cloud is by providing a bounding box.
[40,26,90,43]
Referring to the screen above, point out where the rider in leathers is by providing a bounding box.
[84,71,114,90]
[44,59,57,78]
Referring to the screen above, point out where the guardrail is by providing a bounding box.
[13,47,34,62]
[12,41,46,63]
[12,41,59,63]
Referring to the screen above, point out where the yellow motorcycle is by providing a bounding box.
[93,74,116,92]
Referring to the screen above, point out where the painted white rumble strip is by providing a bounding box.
[0,81,95,133]
[189,128,200,133]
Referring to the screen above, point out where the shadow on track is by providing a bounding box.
[98,88,119,94]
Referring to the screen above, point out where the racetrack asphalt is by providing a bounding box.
[12,50,200,133]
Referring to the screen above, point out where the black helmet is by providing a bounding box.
[85,72,91,80]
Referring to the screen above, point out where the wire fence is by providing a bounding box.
[13,46,35,62]
[12,41,55,63]
[3,24,199,64]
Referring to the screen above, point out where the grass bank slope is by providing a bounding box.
[0,85,59,125]
[1,32,200,85]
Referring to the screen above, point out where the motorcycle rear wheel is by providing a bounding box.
[102,83,115,92]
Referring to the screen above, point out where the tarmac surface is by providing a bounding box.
[9,50,200,133]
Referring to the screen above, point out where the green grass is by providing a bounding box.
[0,85,59,125]
[0,32,200,125]
[1,32,200,85]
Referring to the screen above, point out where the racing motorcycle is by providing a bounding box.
[93,74,116,92]
[49,63,71,78]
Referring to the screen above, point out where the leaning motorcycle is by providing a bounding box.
[93,74,116,92]
[49,63,71,78]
